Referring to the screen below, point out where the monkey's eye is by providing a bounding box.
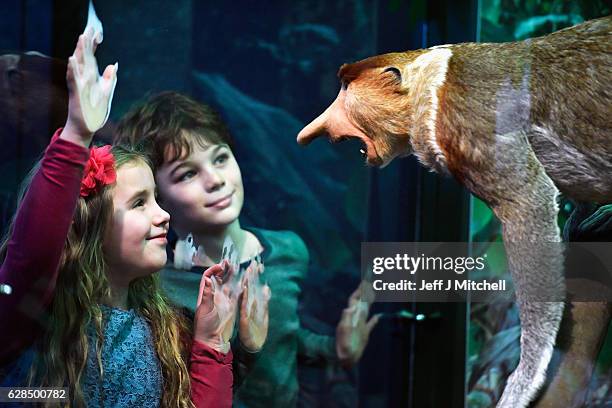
[383,67,402,83]
[341,81,348,90]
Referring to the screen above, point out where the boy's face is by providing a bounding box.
[155,140,244,233]
[105,162,170,281]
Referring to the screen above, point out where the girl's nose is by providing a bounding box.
[153,202,170,226]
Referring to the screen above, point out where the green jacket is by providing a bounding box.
[160,227,337,408]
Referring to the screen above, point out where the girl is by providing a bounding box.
[115,91,379,407]
[0,30,232,407]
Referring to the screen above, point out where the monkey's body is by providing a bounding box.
[432,19,611,205]
[297,16,611,408]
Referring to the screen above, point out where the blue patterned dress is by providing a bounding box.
[1,305,162,407]
[82,305,162,407]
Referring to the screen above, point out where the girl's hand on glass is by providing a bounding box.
[194,260,237,354]
[335,282,380,366]
[63,26,117,146]
[238,261,271,352]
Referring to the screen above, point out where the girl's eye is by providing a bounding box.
[178,170,196,182]
[214,153,229,165]
[132,198,145,209]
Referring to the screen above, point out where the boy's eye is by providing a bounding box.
[178,170,196,182]
[214,153,229,165]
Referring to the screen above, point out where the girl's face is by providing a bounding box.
[104,162,170,282]
[156,141,244,233]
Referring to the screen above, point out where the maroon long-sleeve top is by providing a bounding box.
[0,130,231,407]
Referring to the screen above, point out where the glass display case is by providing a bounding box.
[0,1,609,407]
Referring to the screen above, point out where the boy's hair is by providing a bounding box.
[115,91,234,172]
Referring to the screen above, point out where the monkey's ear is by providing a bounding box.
[382,67,402,84]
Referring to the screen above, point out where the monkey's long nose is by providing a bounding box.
[297,105,331,145]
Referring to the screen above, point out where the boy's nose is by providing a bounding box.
[203,170,225,192]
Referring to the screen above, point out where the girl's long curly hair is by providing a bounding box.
[1,145,193,407]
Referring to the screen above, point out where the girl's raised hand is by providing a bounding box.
[194,260,238,354]
[62,22,117,147]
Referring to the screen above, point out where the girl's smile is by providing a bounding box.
[105,162,170,283]
[147,232,168,245]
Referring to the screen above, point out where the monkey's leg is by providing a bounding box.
[534,202,612,407]
[533,299,612,408]
[492,166,565,408]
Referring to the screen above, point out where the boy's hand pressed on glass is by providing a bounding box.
[238,260,271,352]
[335,282,380,366]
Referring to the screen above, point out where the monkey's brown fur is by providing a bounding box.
[297,16,611,408]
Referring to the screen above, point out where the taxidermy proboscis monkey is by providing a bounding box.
[296,16,611,408]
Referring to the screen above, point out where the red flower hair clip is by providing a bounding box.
[80,145,116,197]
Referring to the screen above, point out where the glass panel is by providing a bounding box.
[467,1,611,407]
[0,1,381,407]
